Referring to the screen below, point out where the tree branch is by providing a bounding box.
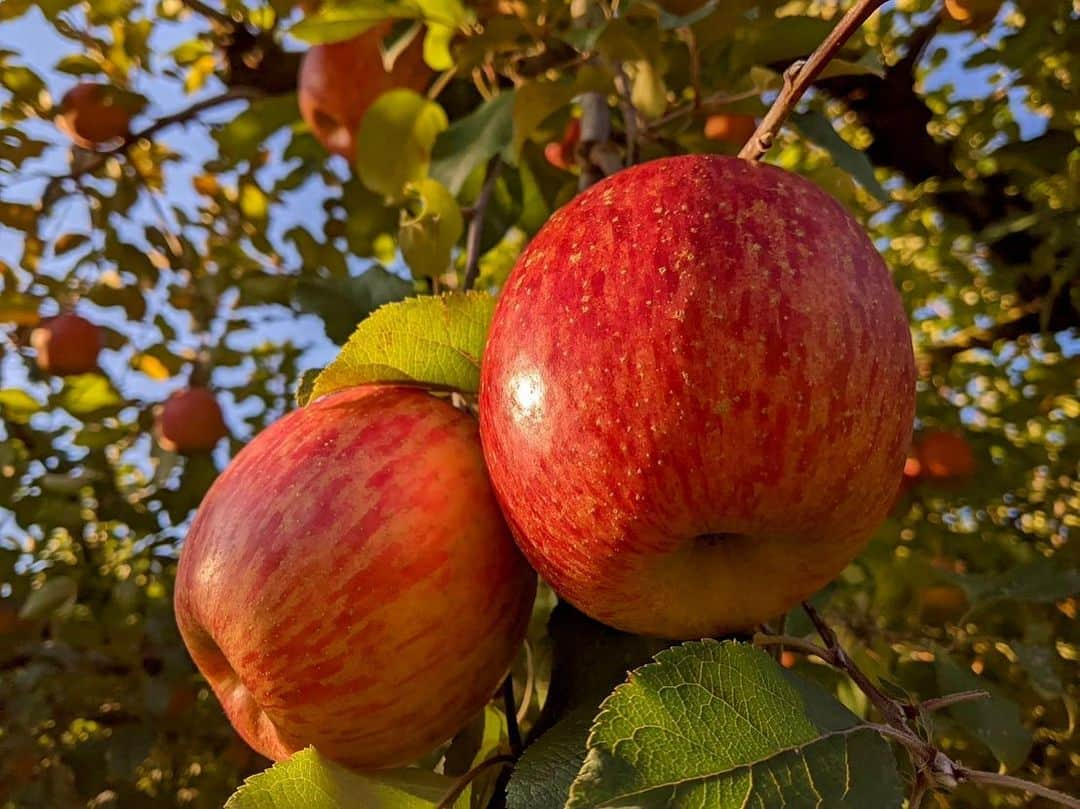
[64,88,264,182]
[179,0,236,28]
[501,674,523,757]
[958,768,1080,809]
[917,689,989,714]
[461,156,503,291]
[739,0,889,160]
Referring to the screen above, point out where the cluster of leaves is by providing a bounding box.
[0,0,1077,807]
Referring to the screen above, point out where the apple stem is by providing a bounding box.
[462,156,503,291]
[738,0,891,161]
[502,674,524,757]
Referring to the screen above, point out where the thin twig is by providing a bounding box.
[437,754,514,809]
[957,768,1080,809]
[502,675,523,757]
[461,156,503,291]
[65,88,264,182]
[647,88,762,131]
[738,0,889,160]
[179,0,236,27]
[611,62,638,166]
[802,601,909,728]
[918,690,990,714]
[752,632,830,661]
[516,640,535,725]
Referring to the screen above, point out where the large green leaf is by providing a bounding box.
[308,291,495,402]
[356,90,448,201]
[566,641,904,808]
[507,706,593,809]
[214,95,301,162]
[957,558,1080,608]
[792,111,889,203]
[224,748,467,808]
[430,92,514,195]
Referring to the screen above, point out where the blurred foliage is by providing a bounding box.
[0,0,1077,806]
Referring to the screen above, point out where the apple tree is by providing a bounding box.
[0,1,1077,807]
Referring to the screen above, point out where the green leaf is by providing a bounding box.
[1011,642,1064,701]
[430,92,514,195]
[57,373,124,416]
[309,291,495,401]
[289,2,418,44]
[19,576,77,620]
[567,640,904,809]
[294,265,414,345]
[295,368,322,408]
[934,652,1033,770]
[958,558,1080,608]
[356,90,448,201]
[792,112,889,203]
[399,178,464,279]
[225,747,467,808]
[0,388,42,423]
[214,94,301,162]
[507,706,593,809]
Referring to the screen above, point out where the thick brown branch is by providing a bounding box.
[739,0,889,160]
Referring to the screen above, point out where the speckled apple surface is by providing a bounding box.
[479,155,915,639]
[175,385,536,769]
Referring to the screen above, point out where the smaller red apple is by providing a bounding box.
[544,118,582,171]
[298,24,431,161]
[56,83,131,149]
[916,430,976,480]
[30,313,102,376]
[704,114,757,146]
[157,387,227,454]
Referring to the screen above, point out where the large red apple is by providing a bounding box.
[174,385,536,769]
[56,83,131,149]
[479,154,915,639]
[30,312,102,376]
[156,387,228,454]
[298,24,431,161]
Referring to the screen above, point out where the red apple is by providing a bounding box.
[298,24,431,161]
[479,155,915,639]
[56,83,131,149]
[30,312,102,376]
[704,114,757,146]
[174,385,536,769]
[916,430,976,480]
[157,387,227,454]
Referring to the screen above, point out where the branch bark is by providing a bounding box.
[461,156,503,291]
[739,0,890,161]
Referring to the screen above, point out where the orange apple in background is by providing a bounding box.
[175,385,536,769]
[544,118,582,171]
[916,430,976,480]
[704,114,757,146]
[55,83,131,149]
[298,24,431,161]
[156,387,228,454]
[917,584,970,624]
[30,312,102,376]
[480,155,915,639]
[942,0,1001,29]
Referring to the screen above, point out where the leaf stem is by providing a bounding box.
[917,689,990,714]
[738,0,889,160]
[437,754,514,809]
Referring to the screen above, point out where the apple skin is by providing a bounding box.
[298,25,431,161]
[56,83,131,149]
[479,154,915,639]
[157,387,228,454]
[30,312,102,376]
[174,385,537,770]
